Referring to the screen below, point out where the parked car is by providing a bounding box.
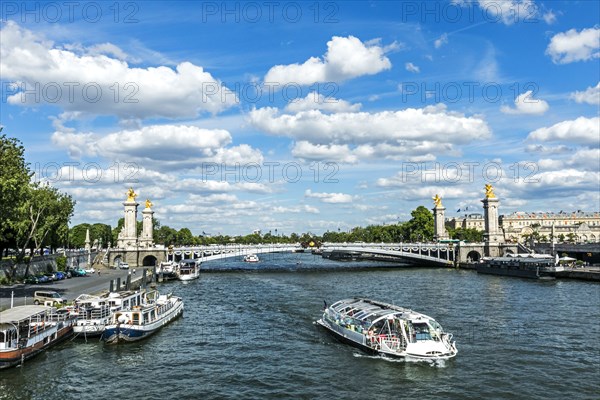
[84,267,95,274]
[44,272,57,281]
[33,290,66,306]
[66,267,85,277]
[24,275,39,284]
[36,274,50,284]
[55,271,66,280]
[119,262,130,270]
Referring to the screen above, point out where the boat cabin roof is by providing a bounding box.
[0,305,51,323]
[180,259,199,265]
[330,298,430,324]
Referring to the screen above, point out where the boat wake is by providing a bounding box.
[352,352,448,367]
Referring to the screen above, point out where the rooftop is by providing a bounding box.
[0,305,50,323]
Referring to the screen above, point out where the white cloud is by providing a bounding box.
[405,62,420,73]
[272,205,320,214]
[546,27,600,64]
[264,35,394,85]
[527,116,600,145]
[434,33,448,49]
[291,142,358,163]
[569,82,600,105]
[305,189,354,203]
[251,104,490,163]
[507,169,600,195]
[1,21,236,119]
[500,90,549,115]
[542,10,557,25]
[249,104,491,145]
[284,92,361,113]
[51,125,264,168]
[455,0,538,25]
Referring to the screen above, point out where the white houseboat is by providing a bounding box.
[72,291,145,337]
[177,259,200,281]
[158,261,178,280]
[317,298,457,360]
[101,291,183,344]
[477,255,564,279]
[0,305,75,369]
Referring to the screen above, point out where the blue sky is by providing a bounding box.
[1,1,599,235]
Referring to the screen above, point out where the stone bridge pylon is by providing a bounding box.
[106,188,166,268]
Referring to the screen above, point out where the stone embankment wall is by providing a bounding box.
[0,252,96,280]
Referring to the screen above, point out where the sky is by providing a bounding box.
[1,0,599,236]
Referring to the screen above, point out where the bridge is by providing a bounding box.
[163,242,459,267]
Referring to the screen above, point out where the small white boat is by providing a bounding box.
[0,305,75,369]
[244,254,259,263]
[317,298,457,361]
[158,261,178,280]
[177,259,200,281]
[72,291,145,337]
[101,291,183,344]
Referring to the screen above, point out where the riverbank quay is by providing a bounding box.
[0,267,131,311]
[458,262,600,281]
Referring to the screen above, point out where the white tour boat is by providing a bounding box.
[101,291,184,344]
[244,254,260,263]
[0,305,75,369]
[72,291,145,337]
[177,259,200,281]
[317,298,457,360]
[158,260,178,280]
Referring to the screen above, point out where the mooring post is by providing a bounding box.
[109,280,114,293]
[142,269,147,289]
[116,277,121,291]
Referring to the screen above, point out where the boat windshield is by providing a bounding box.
[412,322,433,341]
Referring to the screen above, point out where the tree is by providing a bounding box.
[177,228,194,245]
[13,184,75,277]
[401,206,434,242]
[0,133,32,251]
[448,227,484,242]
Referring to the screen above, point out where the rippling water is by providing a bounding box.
[1,253,599,399]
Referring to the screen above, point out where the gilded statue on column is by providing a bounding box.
[145,199,153,209]
[485,184,496,199]
[126,188,138,202]
[432,194,442,207]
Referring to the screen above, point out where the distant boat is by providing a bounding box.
[101,291,183,344]
[244,254,259,263]
[72,291,145,337]
[177,259,200,281]
[158,261,178,280]
[0,305,75,369]
[317,298,457,360]
[476,256,564,279]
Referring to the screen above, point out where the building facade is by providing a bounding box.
[448,211,600,243]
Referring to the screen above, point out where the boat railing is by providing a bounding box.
[377,334,403,351]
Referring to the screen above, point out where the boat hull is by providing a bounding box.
[316,319,382,357]
[73,324,106,337]
[101,299,183,344]
[0,324,74,369]
[476,264,554,279]
[178,274,199,281]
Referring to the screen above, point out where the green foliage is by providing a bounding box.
[56,256,67,271]
[0,133,32,243]
[447,227,484,242]
[0,276,12,285]
[400,206,434,242]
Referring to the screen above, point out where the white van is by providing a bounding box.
[34,291,66,306]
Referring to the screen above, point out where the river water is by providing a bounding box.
[1,253,598,399]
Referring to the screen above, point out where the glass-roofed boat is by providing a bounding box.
[317,298,457,360]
